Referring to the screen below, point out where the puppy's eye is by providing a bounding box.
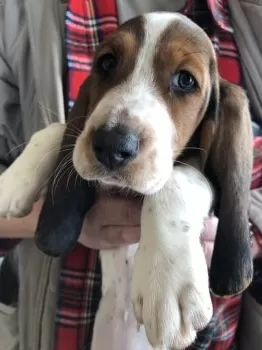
[170,71,198,93]
[97,53,117,76]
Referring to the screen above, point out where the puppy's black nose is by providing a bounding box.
[93,126,139,170]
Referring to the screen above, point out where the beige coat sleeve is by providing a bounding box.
[229,0,262,126]
[0,1,65,349]
[0,0,66,176]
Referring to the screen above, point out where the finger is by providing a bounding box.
[80,225,141,250]
[201,241,214,268]
[250,236,262,258]
[93,196,142,226]
[202,216,218,241]
[79,234,120,250]
[101,225,141,245]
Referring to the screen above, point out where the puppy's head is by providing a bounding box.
[72,13,218,194]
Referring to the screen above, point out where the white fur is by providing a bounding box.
[131,166,213,349]
[91,246,152,350]
[0,13,214,350]
[0,123,65,217]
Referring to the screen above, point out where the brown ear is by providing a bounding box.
[68,77,91,120]
[204,79,253,296]
[35,78,96,257]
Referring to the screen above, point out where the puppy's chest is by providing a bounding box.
[91,245,153,350]
[100,245,137,296]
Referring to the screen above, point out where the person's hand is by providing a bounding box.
[201,216,262,267]
[79,190,218,253]
[79,190,262,261]
[201,216,218,267]
[79,189,142,249]
[79,191,219,254]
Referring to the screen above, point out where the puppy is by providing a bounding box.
[0,12,253,349]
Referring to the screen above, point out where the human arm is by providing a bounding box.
[0,190,141,253]
[0,2,28,252]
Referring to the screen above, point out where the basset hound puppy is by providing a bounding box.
[0,12,253,350]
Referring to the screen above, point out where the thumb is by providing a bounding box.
[101,225,141,246]
[79,225,141,250]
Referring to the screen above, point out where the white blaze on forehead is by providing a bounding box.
[88,13,185,123]
[129,12,182,87]
[87,14,185,129]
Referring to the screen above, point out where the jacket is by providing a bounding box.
[0,0,65,349]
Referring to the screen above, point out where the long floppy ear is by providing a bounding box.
[35,78,96,257]
[203,78,253,296]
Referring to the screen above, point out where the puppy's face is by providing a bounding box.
[73,12,217,194]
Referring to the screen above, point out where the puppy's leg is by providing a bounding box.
[132,165,213,350]
[0,123,65,217]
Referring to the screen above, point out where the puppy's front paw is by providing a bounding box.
[0,162,41,218]
[0,124,65,218]
[131,246,213,349]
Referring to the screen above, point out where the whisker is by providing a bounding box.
[51,154,72,196]
[52,155,72,189]
[70,115,86,123]
[74,172,81,189]
[67,115,86,133]
[36,172,55,196]
[174,160,212,192]
[31,147,74,189]
[8,142,28,156]
[182,146,206,154]
[62,132,80,139]
[38,103,61,120]
[38,101,85,134]
[52,164,73,204]
[65,125,82,136]
[66,166,77,190]
[58,146,75,152]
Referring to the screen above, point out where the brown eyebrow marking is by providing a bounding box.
[119,15,145,47]
[151,17,216,159]
[89,16,146,106]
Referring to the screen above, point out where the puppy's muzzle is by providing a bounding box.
[92,125,139,170]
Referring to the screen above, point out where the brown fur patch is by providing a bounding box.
[153,19,217,158]
[87,16,146,111]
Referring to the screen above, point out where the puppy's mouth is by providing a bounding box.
[97,172,129,188]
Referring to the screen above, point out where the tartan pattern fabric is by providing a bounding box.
[251,137,262,247]
[192,294,242,349]
[251,137,262,190]
[184,0,242,86]
[66,0,118,109]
